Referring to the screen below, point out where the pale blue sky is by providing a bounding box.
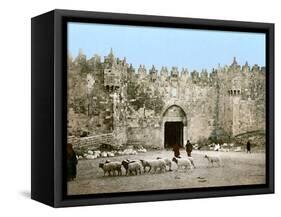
[68,22,265,72]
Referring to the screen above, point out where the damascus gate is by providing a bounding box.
[65,20,268,196]
[67,49,266,149]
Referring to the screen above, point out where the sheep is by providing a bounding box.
[121,159,135,175]
[108,161,122,176]
[127,161,142,175]
[140,159,166,173]
[187,157,196,168]
[140,159,151,172]
[122,160,141,175]
[204,154,221,167]
[156,157,172,171]
[172,157,193,171]
[99,161,122,176]
[121,160,129,174]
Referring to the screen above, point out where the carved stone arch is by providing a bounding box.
[162,104,187,126]
[161,104,188,148]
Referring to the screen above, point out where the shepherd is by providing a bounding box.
[67,143,78,181]
[185,140,193,157]
[173,144,181,158]
[246,140,251,153]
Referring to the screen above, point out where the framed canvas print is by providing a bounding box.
[31,9,274,207]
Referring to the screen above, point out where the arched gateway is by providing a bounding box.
[162,105,187,148]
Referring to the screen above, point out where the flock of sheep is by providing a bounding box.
[98,154,221,177]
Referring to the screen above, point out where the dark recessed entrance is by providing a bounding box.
[164,122,183,148]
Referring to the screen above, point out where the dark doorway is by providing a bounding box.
[164,122,183,148]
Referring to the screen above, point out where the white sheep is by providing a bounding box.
[156,157,172,171]
[204,154,222,167]
[99,161,122,176]
[140,159,166,173]
[172,157,193,171]
[139,159,150,172]
[121,159,135,175]
[187,157,196,168]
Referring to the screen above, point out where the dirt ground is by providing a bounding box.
[67,150,266,195]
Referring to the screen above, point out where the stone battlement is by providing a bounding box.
[69,50,265,87]
[67,49,266,147]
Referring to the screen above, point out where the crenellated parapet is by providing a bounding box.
[73,49,87,66]
[137,64,147,80]
[190,70,200,83]
[242,61,250,73]
[160,66,169,81]
[170,66,179,81]
[149,65,158,82]
[69,51,265,97]
[200,69,209,84]
[180,68,189,82]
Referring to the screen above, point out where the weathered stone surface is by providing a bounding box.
[68,51,265,148]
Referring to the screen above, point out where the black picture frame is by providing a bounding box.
[31,9,274,207]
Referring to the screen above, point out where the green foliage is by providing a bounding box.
[207,128,232,144]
